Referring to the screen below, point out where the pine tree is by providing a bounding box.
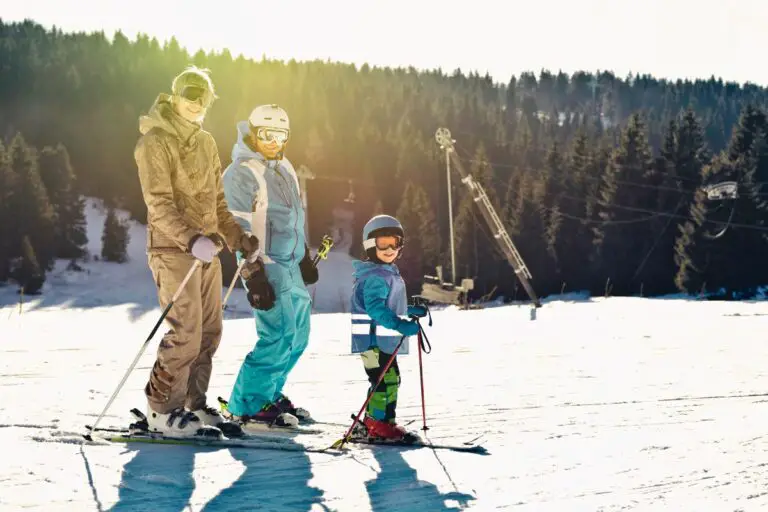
[395,183,425,296]
[650,111,710,295]
[594,114,656,295]
[6,133,56,272]
[541,141,565,277]
[452,193,476,285]
[506,173,550,299]
[557,132,600,292]
[413,186,441,275]
[13,235,45,295]
[395,182,441,296]
[0,141,15,282]
[38,144,87,259]
[673,160,718,295]
[101,207,130,263]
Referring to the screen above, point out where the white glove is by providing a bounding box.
[190,235,218,263]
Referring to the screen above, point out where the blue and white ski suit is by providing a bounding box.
[350,260,412,355]
[222,121,310,416]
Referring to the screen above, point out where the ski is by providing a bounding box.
[90,428,489,455]
[330,418,489,455]
[85,422,332,442]
[91,430,339,454]
[346,436,489,454]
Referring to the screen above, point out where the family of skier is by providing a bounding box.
[133,65,427,441]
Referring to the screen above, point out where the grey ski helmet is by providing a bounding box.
[362,215,404,262]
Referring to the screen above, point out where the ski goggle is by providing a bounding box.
[179,85,213,106]
[255,127,289,145]
[375,236,403,251]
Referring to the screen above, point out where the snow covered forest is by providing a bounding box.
[2,19,768,301]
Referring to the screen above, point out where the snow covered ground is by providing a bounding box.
[2,199,768,511]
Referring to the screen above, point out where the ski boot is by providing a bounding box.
[359,416,420,444]
[242,403,300,428]
[189,404,245,438]
[218,397,299,430]
[274,393,312,423]
[142,406,223,439]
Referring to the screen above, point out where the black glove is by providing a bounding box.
[239,233,260,263]
[242,260,275,310]
[299,245,319,285]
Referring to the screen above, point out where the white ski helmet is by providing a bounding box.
[362,215,405,262]
[248,104,290,132]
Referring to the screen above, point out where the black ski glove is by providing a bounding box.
[242,259,276,310]
[299,245,319,285]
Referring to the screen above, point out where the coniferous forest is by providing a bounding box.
[2,19,768,301]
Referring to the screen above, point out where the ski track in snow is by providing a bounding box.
[1,199,768,510]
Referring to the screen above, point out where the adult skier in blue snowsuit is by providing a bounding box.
[221,104,318,427]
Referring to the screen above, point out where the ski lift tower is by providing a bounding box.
[427,127,542,311]
[438,128,458,283]
[416,128,470,306]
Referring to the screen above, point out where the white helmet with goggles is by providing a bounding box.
[248,104,290,146]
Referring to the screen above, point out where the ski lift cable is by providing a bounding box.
[452,142,746,233]
[452,144,672,228]
[542,189,762,232]
[461,154,710,196]
[631,196,686,281]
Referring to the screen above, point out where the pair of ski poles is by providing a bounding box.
[331,299,433,450]
[84,235,334,440]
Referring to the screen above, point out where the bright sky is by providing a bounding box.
[2,0,765,86]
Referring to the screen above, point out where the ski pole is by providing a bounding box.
[411,299,433,431]
[416,327,428,431]
[84,259,202,440]
[222,258,246,310]
[222,251,256,311]
[330,334,408,450]
[312,234,334,266]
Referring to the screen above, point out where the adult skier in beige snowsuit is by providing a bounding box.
[134,66,259,438]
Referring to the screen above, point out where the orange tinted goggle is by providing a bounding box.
[375,237,403,251]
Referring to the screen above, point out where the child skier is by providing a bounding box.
[350,214,427,441]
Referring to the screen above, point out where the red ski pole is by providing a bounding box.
[417,327,429,431]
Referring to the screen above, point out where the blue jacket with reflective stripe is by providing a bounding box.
[350,260,411,355]
[221,121,306,267]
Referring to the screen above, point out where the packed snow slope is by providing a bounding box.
[1,199,768,511]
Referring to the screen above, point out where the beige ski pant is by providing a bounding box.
[144,252,223,414]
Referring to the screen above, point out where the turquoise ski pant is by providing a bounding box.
[228,261,311,416]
